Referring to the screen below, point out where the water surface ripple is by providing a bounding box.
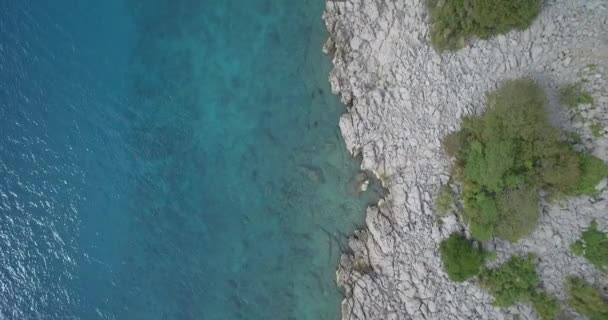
[0,1,379,319]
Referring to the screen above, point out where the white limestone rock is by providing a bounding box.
[324,0,608,319]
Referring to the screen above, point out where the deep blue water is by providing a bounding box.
[0,1,380,319]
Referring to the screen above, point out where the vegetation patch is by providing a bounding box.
[439,233,486,281]
[571,221,608,273]
[560,83,594,108]
[565,131,582,145]
[566,154,608,196]
[436,184,455,215]
[480,254,539,307]
[427,0,542,51]
[480,254,558,320]
[530,292,560,320]
[591,122,603,138]
[567,277,608,320]
[446,79,608,241]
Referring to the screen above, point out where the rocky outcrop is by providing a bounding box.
[323,0,608,319]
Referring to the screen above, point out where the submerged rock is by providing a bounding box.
[299,164,325,183]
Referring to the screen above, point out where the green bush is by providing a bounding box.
[591,122,603,138]
[471,0,542,38]
[480,254,539,307]
[494,186,540,241]
[530,292,560,320]
[447,79,608,241]
[560,83,594,108]
[567,277,608,320]
[427,0,541,50]
[480,254,558,320]
[439,233,486,281]
[570,221,608,273]
[566,154,608,196]
[436,184,455,215]
[565,131,582,145]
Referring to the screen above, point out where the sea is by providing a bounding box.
[0,1,379,319]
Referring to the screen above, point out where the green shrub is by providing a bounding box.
[471,0,542,38]
[480,254,539,307]
[480,254,558,320]
[570,221,608,273]
[494,186,539,241]
[439,233,486,281]
[591,122,603,138]
[530,292,560,320]
[565,131,582,145]
[567,154,608,196]
[447,79,608,241]
[436,184,455,215]
[427,0,541,50]
[560,83,594,108]
[567,277,608,320]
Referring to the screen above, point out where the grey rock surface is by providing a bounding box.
[323,0,608,319]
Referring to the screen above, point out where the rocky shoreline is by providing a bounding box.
[323,0,608,319]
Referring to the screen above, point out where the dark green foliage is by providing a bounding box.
[480,254,558,320]
[570,221,608,273]
[567,277,608,320]
[439,233,486,281]
[427,0,541,50]
[560,83,594,108]
[448,79,608,241]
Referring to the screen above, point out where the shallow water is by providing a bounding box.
[0,1,378,319]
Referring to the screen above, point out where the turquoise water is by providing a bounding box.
[0,1,379,319]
